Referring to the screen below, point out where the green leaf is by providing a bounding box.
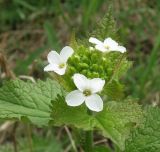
[0,79,64,126]
[95,100,143,151]
[125,107,160,152]
[0,79,143,150]
[51,97,143,150]
[51,96,94,130]
[90,8,117,40]
[0,135,62,152]
[105,80,124,100]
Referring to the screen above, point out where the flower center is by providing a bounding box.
[104,44,110,50]
[83,89,91,96]
[59,63,65,69]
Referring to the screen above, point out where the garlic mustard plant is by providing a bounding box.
[89,37,126,53]
[0,12,152,152]
[44,46,74,75]
[66,73,105,112]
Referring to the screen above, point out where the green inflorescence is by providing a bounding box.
[66,44,127,81]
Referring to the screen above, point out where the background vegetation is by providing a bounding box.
[0,0,159,151]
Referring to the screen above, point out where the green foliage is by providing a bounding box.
[125,32,160,103]
[93,146,111,152]
[95,100,143,151]
[125,107,160,152]
[0,79,64,126]
[51,96,93,130]
[81,0,105,31]
[0,135,62,152]
[89,8,117,41]
[0,77,144,151]
[44,21,60,50]
[104,80,124,100]
[15,47,46,74]
[51,96,143,150]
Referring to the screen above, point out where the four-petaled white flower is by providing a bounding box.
[66,74,105,112]
[44,46,74,75]
[89,37,126,53]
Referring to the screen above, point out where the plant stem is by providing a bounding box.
[84,110,93,152]
[85,130,93,152]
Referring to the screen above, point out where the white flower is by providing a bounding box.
[89,37,126,53]
[66,74,105,112]
[44,46,74,75]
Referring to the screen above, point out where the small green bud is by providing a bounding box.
[91,64,99,71]
[92,72,99,78]
[87,72,92,78]
[68,57,74,64]
[68,66,76,74]
[81,69,87,75]
[91,53,98,62]
[74,55,80,62]
[98,66,104,73]
[79,63,89,69]
[72,56,80,64]
[82,56,89,64]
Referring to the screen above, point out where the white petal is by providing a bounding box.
[66,90,85,106]
[95,44,107,52]
[47,51,62,64]
[89,37,103,45]
[44,63,66,75]
[55,67,66,75]
[60,46,74,62]
[85,94,103,112]
[73,73,88,92]
[115,46,126,53]
[90,78,105,93]
[104,37,118,47]
[44,64,55,72]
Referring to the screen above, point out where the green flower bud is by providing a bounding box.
[92,72,99,78]
[91,64,99,71]
[82,56,89,64]
[79,63,89,69]
[81,69,87,75]
[74,55,80,62]
[68,66,76,74]
[72,56,80,64]
[87,71,92,78]
[91,53,99,62]
[98,66,104,73]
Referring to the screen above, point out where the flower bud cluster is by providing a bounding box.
[66,45,121,82]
